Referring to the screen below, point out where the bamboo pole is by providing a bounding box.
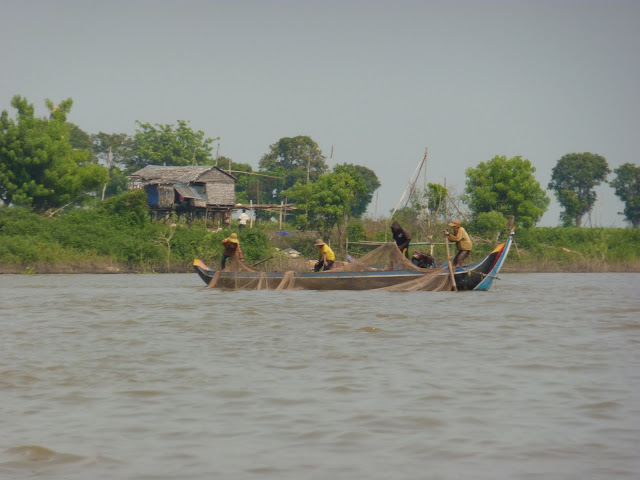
[445,237,458,292]
[250,200,254,228]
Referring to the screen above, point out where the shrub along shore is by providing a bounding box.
[1,202,639,275]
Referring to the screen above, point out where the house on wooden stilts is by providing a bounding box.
[129,165,237,224]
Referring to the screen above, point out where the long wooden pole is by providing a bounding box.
[445,237,458,292]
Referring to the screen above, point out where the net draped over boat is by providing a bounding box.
[207,243,453,291]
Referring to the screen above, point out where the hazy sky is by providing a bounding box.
[2,0,638,226]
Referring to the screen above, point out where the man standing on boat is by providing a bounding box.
[221,233,243,269]
[314,239,335,272]
[390,221,411,259]
[443,219,472,267]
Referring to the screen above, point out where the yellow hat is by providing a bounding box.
[227,233,239,243]
[315,238,325,246]
[448,219,462,227]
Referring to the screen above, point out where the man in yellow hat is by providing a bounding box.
[443,219,472,267]
[221,232,243,269]
[314,238,335,272]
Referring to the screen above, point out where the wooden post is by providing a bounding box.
[250,200,254,228]
[445,237,458,292]
[283,196,287,227]
[279,201,283,229]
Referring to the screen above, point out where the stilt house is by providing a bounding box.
[130,165,237,222]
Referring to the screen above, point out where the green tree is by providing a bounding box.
[68,123,96,162]
[548,152,610,227]
[90,132,136,199]
[284,171,359,241]
[409,182,449,226]
[131,120,218,170]
[464,155,549,229]
[91,132,135,171]
[333,163,380,217]
[610,163,640,228]
[474,211,509,240]
[0,95,108,211]
[258,136,328,204]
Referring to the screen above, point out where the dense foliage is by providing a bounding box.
[464,155,550,229]
[0,191,272,271]
[131,120,218,170]
[332,163,380,218]
[610,163,640,228]
[284,171,369,240]
[258,136,328,204]
[0,96,108,211]
[548,152,611,227]
[512,227,640,268]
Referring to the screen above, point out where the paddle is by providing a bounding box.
[251,255,274,268]
[445,237,458,292]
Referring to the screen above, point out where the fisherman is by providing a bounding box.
[390,220,411,259]
[443,219,472,267]
[221,232,243,269]
[314,238,335,272]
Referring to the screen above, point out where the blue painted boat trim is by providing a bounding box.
[473,232,514,291]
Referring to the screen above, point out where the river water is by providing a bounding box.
[1,272,639,480]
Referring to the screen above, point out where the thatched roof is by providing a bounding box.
[130,165,237,184]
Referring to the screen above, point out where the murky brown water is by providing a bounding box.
[1,273,639,479]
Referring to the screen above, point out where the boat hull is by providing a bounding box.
[193,264,428,290]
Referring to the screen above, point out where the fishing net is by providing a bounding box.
[378,268,453,292]
[206,255,270,290]
[207,243,454,291]
[331,243,425,273]
[329,243,453,291]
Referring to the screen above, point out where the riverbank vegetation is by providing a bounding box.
[1,192,639,274]
[2,94,640,274]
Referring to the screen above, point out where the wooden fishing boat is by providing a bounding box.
[194,232,513,292]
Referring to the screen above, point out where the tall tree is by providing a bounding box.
[92,132,135,171]
[68,123,96,162]
[91,132,135,200]
[464,155,549,229]
[333,163,380,218]
[610,163,640,228]
[284,171,362,241]
[409,182,449,226]
[548,152,610,227]
[131,120,218,170]
[0,95,108,211]
[258,136,328,204]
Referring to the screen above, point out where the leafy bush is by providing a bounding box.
[472,211,508,238]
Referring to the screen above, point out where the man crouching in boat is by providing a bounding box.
[221,233,243,269]
[314,239,335,272]
[443,219,472,267]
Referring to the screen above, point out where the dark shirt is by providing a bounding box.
[392,228,411,250]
